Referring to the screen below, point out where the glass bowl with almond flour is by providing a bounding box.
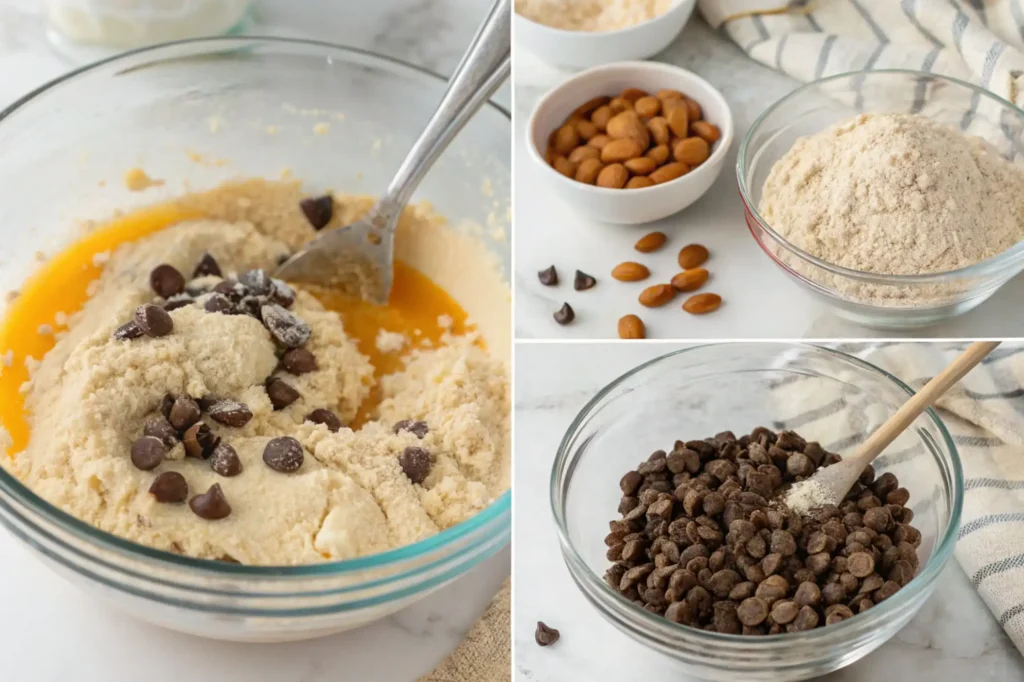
[738,70,1024,330]
[0,38,510,642]
[552,343,962,681]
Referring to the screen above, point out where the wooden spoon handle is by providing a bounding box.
[848,341,1001,467]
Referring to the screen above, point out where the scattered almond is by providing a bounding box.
[682,292,722,314]
[677,243,710,269]
[618,314,646,339]
[611,262,650,281]
[596,163,629,189]
[670,268,709,292]
[638,284,676,308]
[634,231,667,253]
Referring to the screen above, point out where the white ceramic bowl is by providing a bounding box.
[515,0,696,69]
[526,61,733,225]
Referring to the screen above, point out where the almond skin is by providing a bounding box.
[682,292,722,314]
[611,262,651,282]
[634,231,667,253]
[618,314,646,339]
[678,244,710,269]
[638,284,676,308]
[671,268,709,292]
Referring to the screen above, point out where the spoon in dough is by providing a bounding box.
[274,0,511,303]
[785,341,1000,513]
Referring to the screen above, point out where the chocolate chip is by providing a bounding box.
[266,377,301,410]
[113,320,144,340]
[238,269,273,296]
[150,264,186,298]
[281,348,318,374]
[204,293,235,314]
[214,279,244,301]
[183,422,218,459]
[209,442,243,477]
[238,296,264,319]
[163,296,193,312]
[263,436,304,472]
[553,303,574,325]
[300,195,333,230]
[262,304,311,348]
[269,279,295,308]
[192,253,222,278]
[189,483,232,520]
[134,303,173,337]
[143,417,179,448]
[160,394,175,419]
[149,471,188,503]
[168,396,201,432]
[537,266,558,286]
[847,552,875,578]
[393,420,429,439]
[535,621,560,647]
[130,436,166,470]
[306,408,342,432]
[208,400,253,428]
[737,597,769,626]
[399,446,432,484]
[573,270,596,291]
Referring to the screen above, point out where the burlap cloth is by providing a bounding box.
[772,342,1024,653]
[418,578,511,681]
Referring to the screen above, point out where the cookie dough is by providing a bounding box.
[1,182,510,565]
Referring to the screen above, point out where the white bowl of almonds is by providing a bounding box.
[527,61,732,224]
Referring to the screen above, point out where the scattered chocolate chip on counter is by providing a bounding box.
[538,265,559,286]
[149,471,189,504]
[553,303,575,325]
[574,270,597,291]
[263,436,305,473]
[189,483,232,520]
[399,446,433,484]
[535,621,560,647]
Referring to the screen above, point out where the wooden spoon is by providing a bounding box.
[786,341,1000,512]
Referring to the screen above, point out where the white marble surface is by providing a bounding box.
[513,343,1024,681]
[513,19,1024,340]
[0,2,509,681]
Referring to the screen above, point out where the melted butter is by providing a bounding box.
[0,205,468,456]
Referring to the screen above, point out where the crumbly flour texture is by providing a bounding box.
[515,0,672,31]
[761,113,1024,276]
[1,182,510,565]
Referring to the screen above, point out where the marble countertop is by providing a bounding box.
[513,343,1024,681]
[0,2,508,681]
[513,19,1024,340]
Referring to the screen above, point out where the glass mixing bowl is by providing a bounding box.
[738,70,1024,330]
[0,37,510,642]
[552,343,962,681]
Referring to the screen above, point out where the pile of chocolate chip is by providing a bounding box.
[604,427,922,635]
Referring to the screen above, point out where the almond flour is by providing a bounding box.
[515,0,673,32]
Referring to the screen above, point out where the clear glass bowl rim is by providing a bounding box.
[550,341,964,646]
[736,68,1024,284]
[0,35,511,577]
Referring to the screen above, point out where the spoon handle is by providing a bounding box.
[849,341,1001,467]
[384,0,511,209]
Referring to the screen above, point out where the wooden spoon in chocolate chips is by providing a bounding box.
[273,0,509,303]
[786,341,999,513]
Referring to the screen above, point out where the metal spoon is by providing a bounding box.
[274,0,511,303]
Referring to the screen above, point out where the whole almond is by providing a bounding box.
[575,158,604,185]
[588,134,612,150]
[544,147,558,165]
[618,314,646,339]
[666,105,689,137]
[670,267,709,292]
[626,176,654,189]
[650,162,689,184]
[638,284,676,308]
[683,96,703,121]
[574,95,611,118]
[634,231,667,253]
[609,97,632,113]
[591,105,613,131]
[646,117,670,146]
[682,292,722,315]
[673,137,710,166]
[596,163,629,189]
[647,144,671,165]
[634,96,661,118]
[624,156,657,176]
[552,124,579,155]
[691,120,721,144]
[606,111,649,147]
[611,262,650,282]
[575,119,599,141]
[678,243,710,269]
[552,156,577,178]
[620,87,648,102]
[657,88,684,101]
[569,145,600,164]
[601,138,645,163]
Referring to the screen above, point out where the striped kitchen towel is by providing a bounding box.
[769,342,1024,653]
[697,0,1024,108]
